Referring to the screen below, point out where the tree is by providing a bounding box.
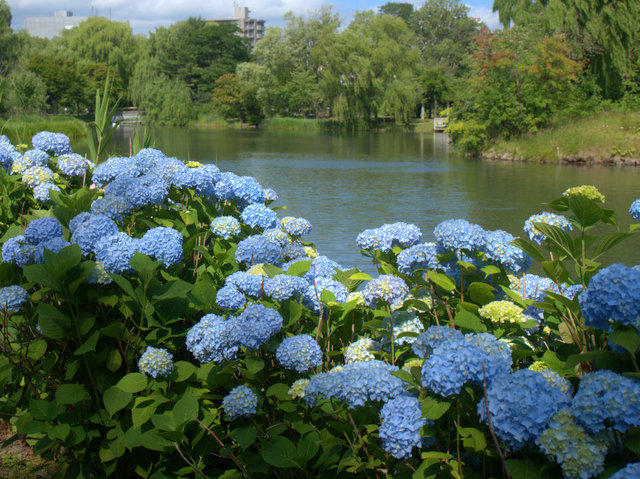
[50,17,142,97]
[150,17,250,104]
[5,69,47,113]
[0,0,18,72]
[322,12,422,127]
[27,55,88,113]
[212,74,243,120]
[379,2,414,21]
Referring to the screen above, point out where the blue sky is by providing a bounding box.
[7,0,499,34]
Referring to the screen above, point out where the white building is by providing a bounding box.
[208,6,265,48]
[25,11,88,39]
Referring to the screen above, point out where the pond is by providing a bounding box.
[99,126,640,271]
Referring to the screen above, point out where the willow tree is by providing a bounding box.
[321,12,422,127]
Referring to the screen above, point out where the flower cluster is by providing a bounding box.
[288,379,309,399]
[385,311,424,346]
[571,370,640,434]
[528,362,572,396]
[240,204,279,229]
[379,395,429,459]
[264,274,308,302]
[629,199,640,221]
[344,337,379,363]
[33,182,60,202]
[562,185,605,202]
[32,132,71,156]
[223,385,257,420]
[304,359,406,408]
[276,334,322,372]
[211,216,241,239]
[302,276,348,312]
[479,301,527,325]
[22,166,55,189]
[434,219,485,252]
[362,275,409,308]
[524,212,572,244]
[139,227,183,266]
[578,264,640,332]
[610,463,640,479]
[215,285,246,310]
[412,325,463,359]
[537,409,609,479]
[57,154,94,177]
[357,222,422,252]
[280,216,312,236]
[138,347,174,378]
[477,369,570,449]
[397,242,439,275]
[235,235,283,266]
[483,229,531,274]
[0,285,29,313]
[2,217,69,266]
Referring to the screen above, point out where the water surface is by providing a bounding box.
[100,127,640,271]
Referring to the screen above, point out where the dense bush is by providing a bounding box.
[0,131,639,478]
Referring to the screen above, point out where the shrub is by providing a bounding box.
[0,133,638,478]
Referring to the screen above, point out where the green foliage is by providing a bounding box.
[85,75,121,164]
[378,2,414,21]
[4,69,48,114]
[211,74,243,120]
[27,55,88,114]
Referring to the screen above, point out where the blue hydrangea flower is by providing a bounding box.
[22,166,55,188]
[0,285,29,313]
[303,276,348,312]
[94,232,140,274]
[609,463,640,479]
[264,274,308,301]
[263,187,278,203]
[211,216,241,239]
[92,156,140,187]
[235,304,283,350]
[483,230,531,274]
[87,261,112,285]
[90,197,131,220]
[232,175,265,206]
[225,271,266,297]
[71,214,119,255]
[138,346,174,378]
[22,149,50,166]
[240,204,279,229]
[139,227,183,266]
[1,235,40,266]
[537,409,609,479]
[524,212,573,244]
[280,216,312,236]
[434,219,486,252]
[135,148,166,174]
[304,360,406,408]
[33,182,61,202]
[282,243,307,260]
[579,264,640,331]
[276,334,322,372]
[223,385,257,420]
[357,222,422,252]
[10,155,36,175]
[150,157,188,185]
[39,236,70,254]
[629,199,640,221]
[186,314,240,363]
[412,325,464,358]
[345,337,379,363]
[179,165,220,197]
[68,212,91,234]
[0,143,20,172]
[385,311,424,346]
[263,228,290,247]
[362,275,409,308]
[124,174,169,208]
[24,217,63,244]
[397,242,439,275]
[477,369,570,449]
[303,256,344,281]
[235,235,283,266]
[215,285,246,310]
[571,370,640,434]
[32,132,71,156]
[379,395,429,459]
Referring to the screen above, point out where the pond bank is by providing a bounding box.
[1,115,85,144]
[481,108,640,165]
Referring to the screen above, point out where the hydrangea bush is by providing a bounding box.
[0,132,638,478]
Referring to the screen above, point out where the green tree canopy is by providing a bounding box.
[0,0,18,71]
[378,2,414,21]
[149,17,250,103]
[27,55,88,113]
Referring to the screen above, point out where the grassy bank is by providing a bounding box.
[0,115,86,144]
[486,109,640,162]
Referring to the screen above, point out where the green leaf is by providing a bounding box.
[48,423,71,441]
[510,238,545,262]
[609,326,640,354]
[457,426,486,452]
[391,369,419,387]
[106,350,122,372]
[467,282,495,305]
[421,396,450,420]
[298,432,320,462]
[592,232,635,259]
[565,351,619,370]
[36,303,70,339]
[261,437,302,469]
[242,358,265,379]
[26,340,47,361]
[55,384,89,405]
[23,264,60,290]
[532,223,576,259]
[229,426,257,450]
[348,272,373,281]
[286,260,311,277]
[172,361,196,382]
[116,373,148,393]
[266,383,291,401]
[172,396,199,425]
[427,271,456,291]
[565,195,603,228]
[151,279,193,300]
[505,459,549,479]
[453,308,487,333]
[74,331,100,356]
[104,387,131,417]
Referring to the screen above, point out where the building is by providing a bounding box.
[207,6,265,48]
[25,10,88,39]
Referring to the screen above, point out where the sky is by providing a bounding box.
[7,0,500,34]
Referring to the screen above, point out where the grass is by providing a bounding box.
[0,114,86,144]
[488,108,640,162]
[0,422,56,478]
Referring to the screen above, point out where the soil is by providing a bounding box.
[0,421,56,478]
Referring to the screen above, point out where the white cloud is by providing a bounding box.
[467,5,501,30]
